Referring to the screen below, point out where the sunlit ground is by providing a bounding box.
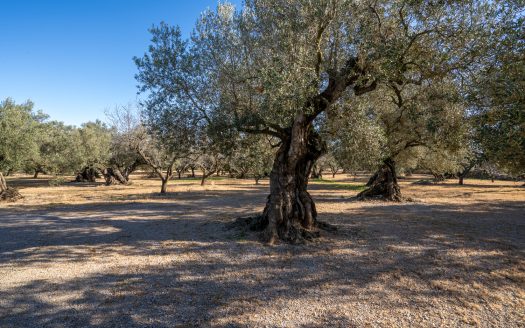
[1,173,524,327]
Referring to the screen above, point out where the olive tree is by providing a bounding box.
[73,121,113,182]
[104,105,148,185]
[353,81,467,200]
[0,98,39,199]
[231,134,274,184]
[471,13,525,178]
[136,1,502,242]
[27,121,81,178]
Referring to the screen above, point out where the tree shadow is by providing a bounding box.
[0,189,524,326]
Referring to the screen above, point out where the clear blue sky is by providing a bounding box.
[0,0,241,126]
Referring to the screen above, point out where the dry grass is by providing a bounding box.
[0,173,524,327]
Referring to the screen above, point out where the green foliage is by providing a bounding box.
[471,14,525,176]
[324,103,386,172]
[135,0,505,180]
[76,120,112,168]
[231,134,275,181]
[0,98,39,174]
[27,121,81,175]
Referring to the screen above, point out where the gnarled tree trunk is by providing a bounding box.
[75,166,101,183]
[0,173,7,194]
[200,170,216,186]
[357,158,401,201]
[160,178,168,193]
[458,161,476,185]
[241,115,335,243]
[0,172,22,202]
[103,167,129,186]
[33,168,45,179]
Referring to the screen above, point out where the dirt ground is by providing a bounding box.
[0,173,524,327]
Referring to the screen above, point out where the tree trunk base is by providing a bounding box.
[357,159,402,202]
[228,214,337,244]
[74,166,101,183]
[0,188,23,202]
[103,167,129,186]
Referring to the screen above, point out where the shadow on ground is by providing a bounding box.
[0,185,524,327]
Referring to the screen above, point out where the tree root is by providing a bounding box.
[227,215,337,244]
[0,188,23,202]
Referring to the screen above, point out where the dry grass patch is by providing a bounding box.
[0,173,523,327]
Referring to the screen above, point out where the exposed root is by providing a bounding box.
[0,188,23,202]
[356,193,402,202]
[227,215,337,244]
[352,194,417,203]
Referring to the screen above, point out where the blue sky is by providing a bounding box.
[0,0,241,126]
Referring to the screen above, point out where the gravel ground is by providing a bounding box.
[0,175,524,327]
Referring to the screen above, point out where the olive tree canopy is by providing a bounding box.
[135,0,508,242]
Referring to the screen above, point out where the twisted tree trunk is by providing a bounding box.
[0,173,7,194]
[357,158,401,201]
[75,166,101,183]
[0,172,22,201]
[103,167,129,186]
[458,161,476,185]
[33,168,45,179]
[241,115,335,243]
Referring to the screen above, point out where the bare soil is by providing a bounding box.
[0,174,524,327]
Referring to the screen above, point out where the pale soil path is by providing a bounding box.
[0,175,524,327]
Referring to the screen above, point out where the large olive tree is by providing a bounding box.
[136,0,501,242]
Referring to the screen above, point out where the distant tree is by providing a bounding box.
[105,105,147,185]
[354,81,468,201]
[196,150,221,186]
[73,120,113,182]
[320,153,340,179]
[27,121,80,178]
[325,105,386,177]
[174,158,191,179]
[138,101,199,193]
[471,14,525,178]
[0,98,38,199]
[231,134,274,184]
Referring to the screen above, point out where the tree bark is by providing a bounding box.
[160,178,168,193]
[75,166,101,183]
[239,115,335,243]
[0,172,22,201]
[357,158,402,201]
[458,161,475,185]
[432,172,446,182]
[103,167,129,186]
[0,173,7,194]
[33,170,40,179]
[200,171,215,186]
